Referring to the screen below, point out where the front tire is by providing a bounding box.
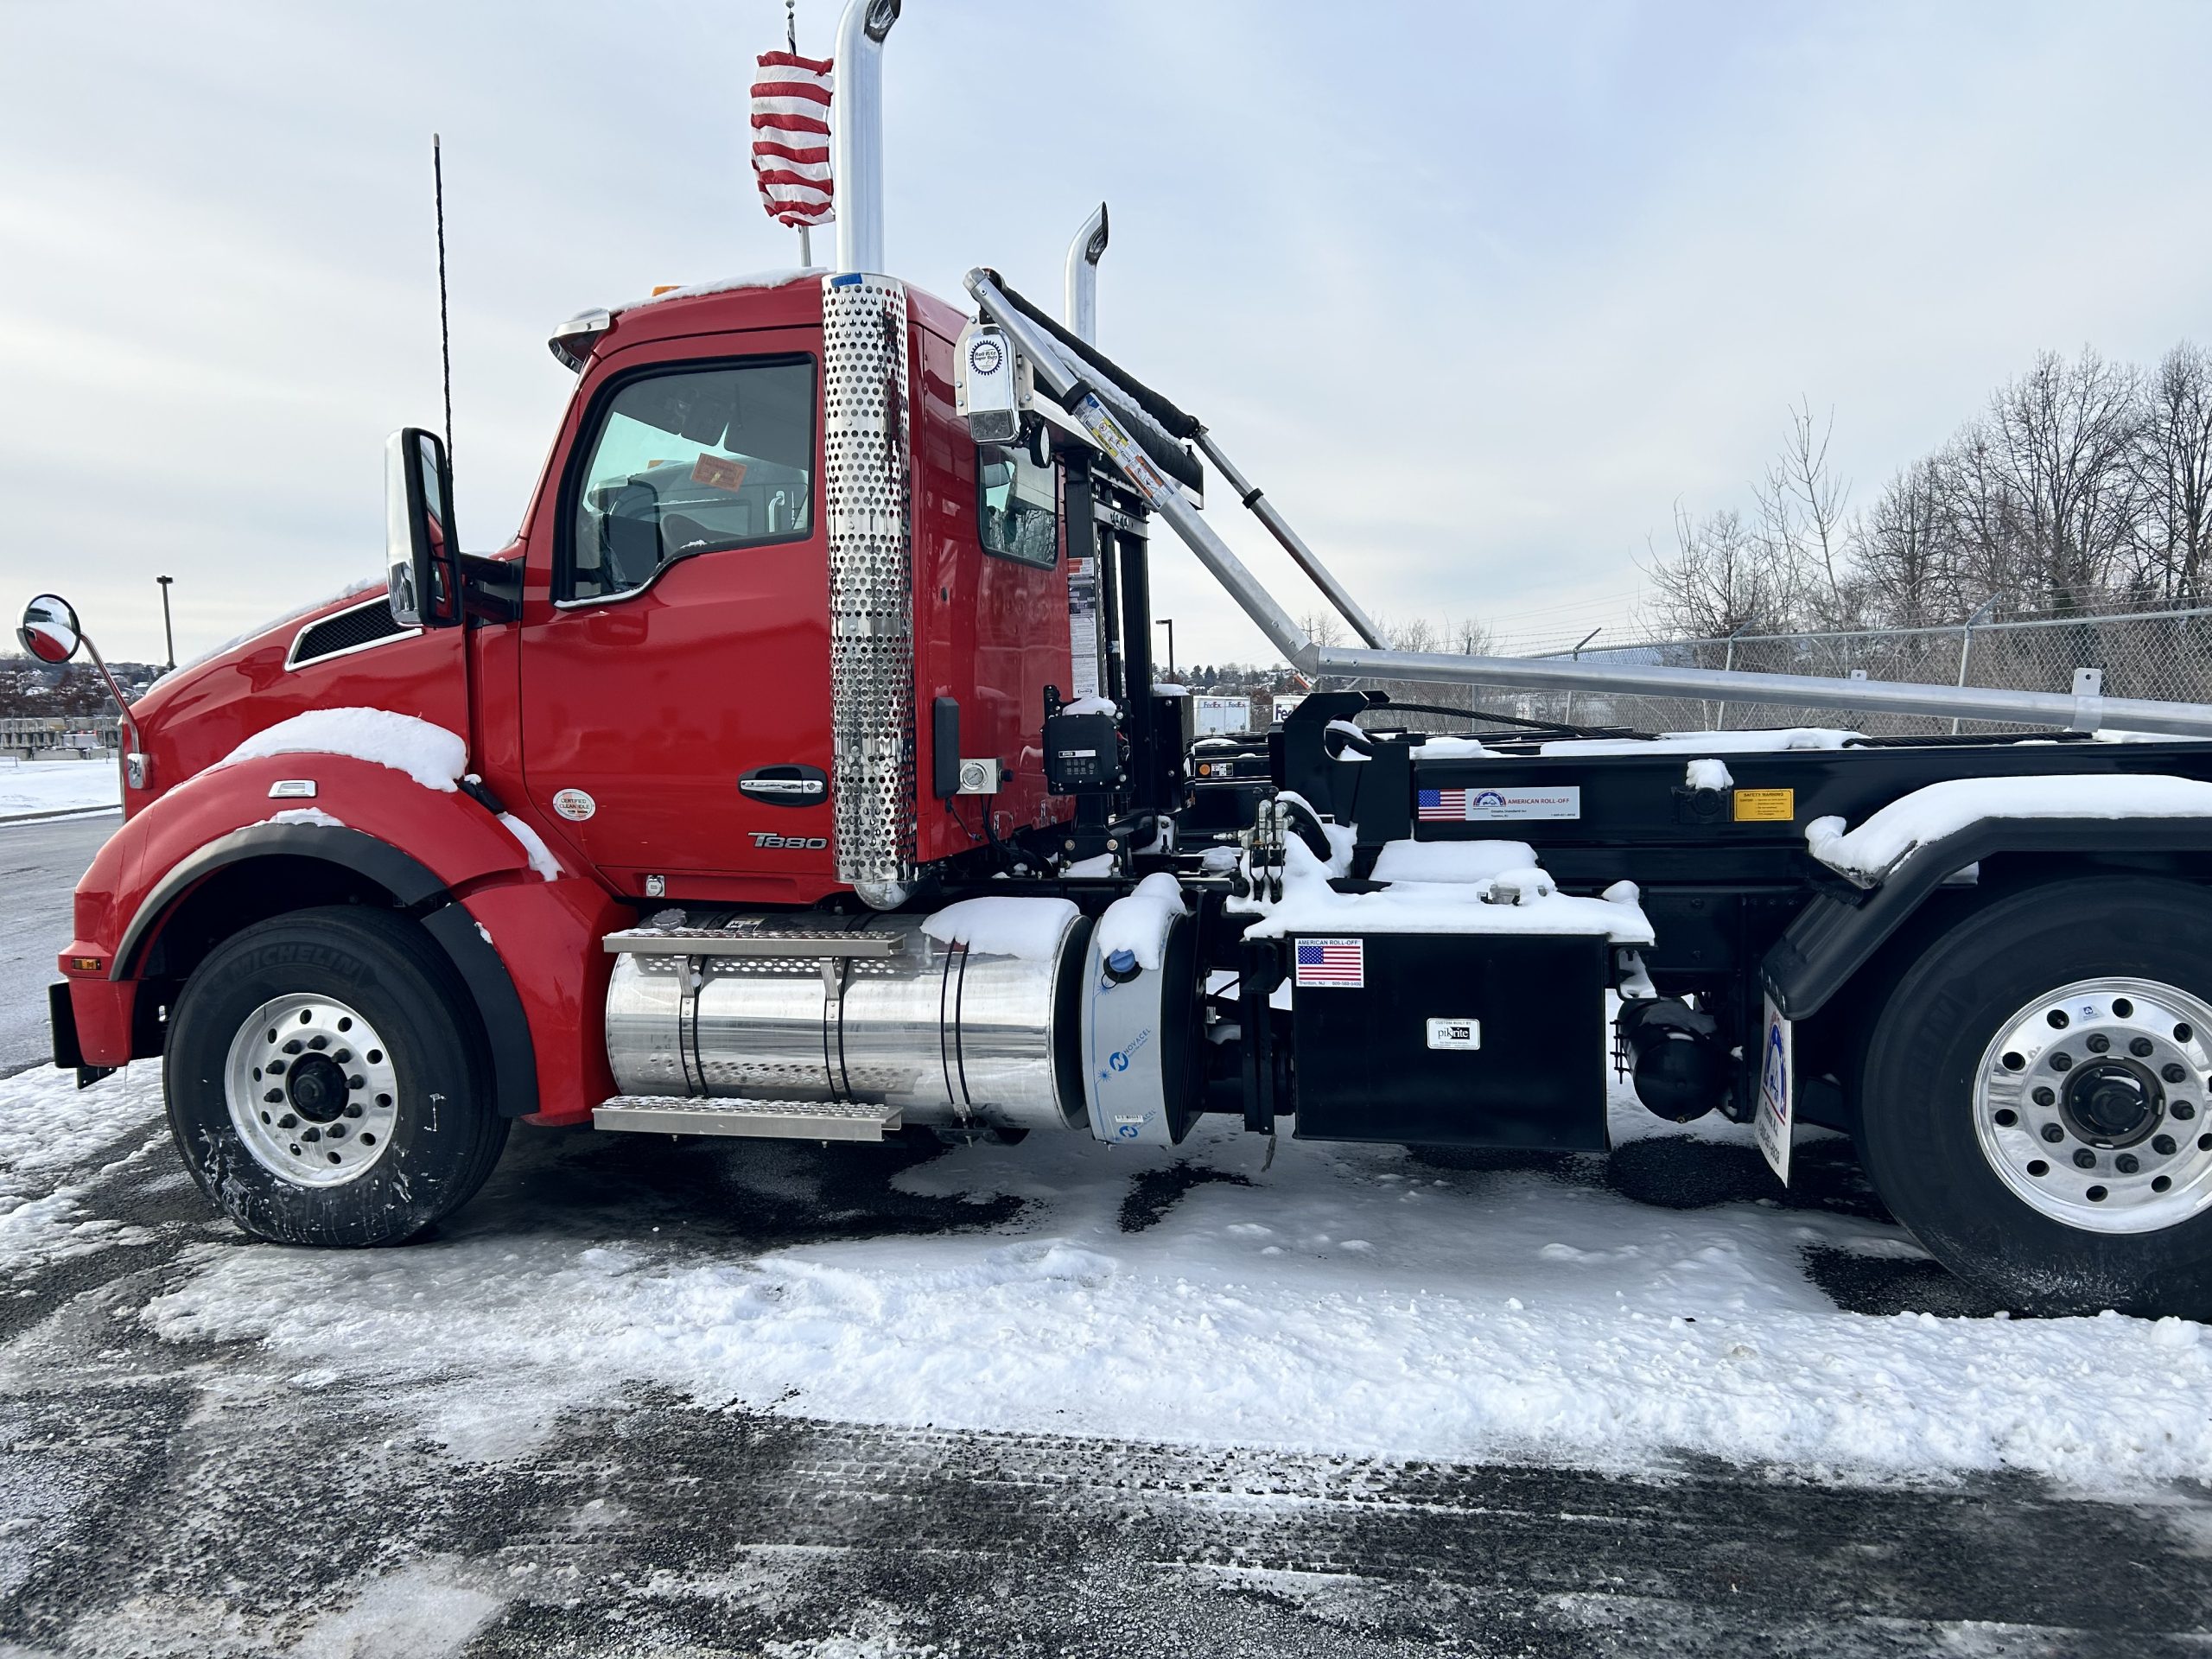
[166,906,509,1246]
[1859,875,2212,1317]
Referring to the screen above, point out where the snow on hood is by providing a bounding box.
[1807,773,2212,886]
[207,709,467,793]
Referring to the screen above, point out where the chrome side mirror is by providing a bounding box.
[385,427,459,630]
[17,593,82,664]
[16,592,143,786]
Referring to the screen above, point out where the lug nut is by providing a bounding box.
[2175,1102,2198,1120]
[2041,1122,2065,1143]
[2116,1154,2140,1174]
[2132,1037,2155,1058]
[2087,1033,2111,1053]
[2155,1134,2178,1156]
[283,1039,302,1055]
[344,1103,364,1119]
[328,1124,345,1140]
[278,1114,297,1129]
[301,1128,321,1143]
[2165,1064,2190,1084]
[2033,1086,2056,1106]
[308,1035,328,1051]
[264,1089,283,1104]
[348,1075,365,1090]
[2074,1148,2097,1169]
[2052,1053,2075,1072]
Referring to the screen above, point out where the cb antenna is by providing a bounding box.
[433,133,454,466]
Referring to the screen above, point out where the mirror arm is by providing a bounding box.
[458,553,521,623]
[78,629,141,772]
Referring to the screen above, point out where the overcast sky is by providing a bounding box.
[3,0,2209,669]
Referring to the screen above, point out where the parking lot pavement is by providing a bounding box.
[0,812,115,1074]
[2,1057,2209,1656]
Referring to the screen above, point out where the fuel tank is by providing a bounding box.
[605,909,1091,1132]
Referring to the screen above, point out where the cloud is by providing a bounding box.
[3,0,2208,666]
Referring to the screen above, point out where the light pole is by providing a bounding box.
[156,575,175,671]
[1156,617,1175,680]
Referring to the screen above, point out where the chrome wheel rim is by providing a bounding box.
[1974,976,2212,1235]
[224,993,400,1187]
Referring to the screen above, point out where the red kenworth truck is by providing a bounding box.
[30,0,2212,1316]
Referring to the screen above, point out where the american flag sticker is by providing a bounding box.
[1417,788,1468,822]
[1294,936,1365,988]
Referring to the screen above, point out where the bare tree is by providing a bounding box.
[1300,609,1344,651]
[1853,456,1959,628]
[2132,341,2212,604]
[1758,398,1854,626]
[1639,505,1796,639]
[1983,347,2143,613]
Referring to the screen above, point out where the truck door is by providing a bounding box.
[517,340,835,899]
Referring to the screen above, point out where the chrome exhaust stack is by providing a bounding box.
[830,0,900,277]
[1065,202,1108,344]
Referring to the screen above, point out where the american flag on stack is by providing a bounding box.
[1416,787,1470,822]
[750,49,835,229]
[1294,937,1365,988]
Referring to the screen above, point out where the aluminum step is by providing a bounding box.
[603,928,906,959]
[592,1096,902,1141]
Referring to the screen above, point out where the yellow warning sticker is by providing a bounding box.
[1732,787,1796,823]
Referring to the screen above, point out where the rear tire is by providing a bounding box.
[1859,875,2212,1317]
[166,906,509,1246]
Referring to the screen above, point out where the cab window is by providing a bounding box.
[563,358,816,601]
[978,442,1058,568]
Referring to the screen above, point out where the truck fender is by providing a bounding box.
[1763,816,2212,1020]
[68,754,562,1116]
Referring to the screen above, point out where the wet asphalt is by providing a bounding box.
[3,815,2209,1654]
[0,1098,2206,1657]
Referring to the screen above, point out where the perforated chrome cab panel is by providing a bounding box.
[820,275,916,896]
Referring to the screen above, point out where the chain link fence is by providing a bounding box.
[1350,606,2212,737]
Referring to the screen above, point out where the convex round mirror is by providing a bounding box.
[17,594,81,664]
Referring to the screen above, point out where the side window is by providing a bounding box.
[563,358,817,601]
[977,442,1058,568]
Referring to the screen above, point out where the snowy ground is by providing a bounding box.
[0,759,119,819]
[3,1050,2211,1653]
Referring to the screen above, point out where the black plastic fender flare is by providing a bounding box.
[1763,816,2212,1020]
[114,822,540,1118]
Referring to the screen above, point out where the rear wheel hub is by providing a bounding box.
[1974,976,2212,1234]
